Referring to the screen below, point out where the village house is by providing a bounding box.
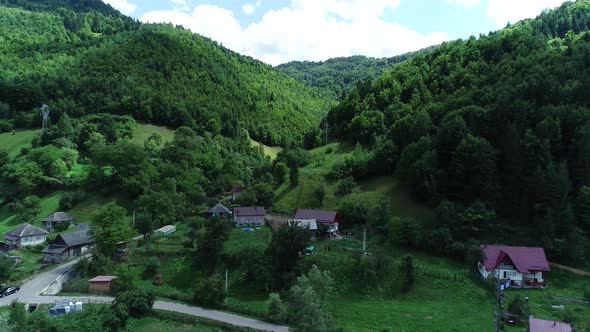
[528,317,572,332]
[288,218,318,238]
[233,207,265,227]
[88,275,117,294]
[42,212,75,231]
[206,203,232,218]
[230,184,242,201]
[42,225,94,263]
[478,245,550,288]
[4,223,48,249]
[294,209,340,238]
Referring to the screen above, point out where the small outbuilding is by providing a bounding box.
[234,207,265,227]
[88,275,117,294]
[154,225,176,237]
[528,317,572,332]
[230,184,242,201]
[42,212,75,231]
[49,299,83,316]
[206,203,232,217]
[4,223,48,249]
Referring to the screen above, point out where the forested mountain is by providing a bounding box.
[325,0,590,264]
[0,0,333,146]
[277,48,435,100]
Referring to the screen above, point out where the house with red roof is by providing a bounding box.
[230,184,243,201]
[528,317,571,332]
[294,209,339,238]
[478,245,550,288]
[233,207,265,227]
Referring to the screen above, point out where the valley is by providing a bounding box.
[0,0,589,331]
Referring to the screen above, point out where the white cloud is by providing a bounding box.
[445,0,481,8]
[140,0,448,65]
[170,0,190,11]
[242,0,261,15]
[102,0,136,15]
[486,0,569,28]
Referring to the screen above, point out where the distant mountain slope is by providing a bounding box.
[277,48,436,100]
[0,1,333,146]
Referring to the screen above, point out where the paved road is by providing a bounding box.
[0,257,288,332]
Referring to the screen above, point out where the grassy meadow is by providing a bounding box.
[0,129,39,158]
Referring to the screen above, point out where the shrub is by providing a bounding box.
[113,289,155,318]
[336,177,355,195]
[0,119,14,133]
[59,193,75,210]
[193,276,225,308]
[152,274,164,286]
[61,278,89,293]
[265,293,286,323]
[584,287,590,301]
[142,257,160,279]
[55,221,70,232]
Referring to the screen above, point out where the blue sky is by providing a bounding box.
[103,0,569,65]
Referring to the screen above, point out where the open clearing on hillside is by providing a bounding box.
[131,123,175,145]
[272,143,434,221]
[250,138,282,160]
[0,129,39,157]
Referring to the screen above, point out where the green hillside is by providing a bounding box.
[0,1,333,146]
[277,48,436,100]
[325,0,590,266]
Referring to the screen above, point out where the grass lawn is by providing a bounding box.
[131,123,175,146]
[67,192,131,224]
[0,191,64,234]
[8,246,44,283]
[0,129,39,158]
[127,316,238,331]
[250,138,282,160]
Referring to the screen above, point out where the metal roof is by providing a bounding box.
[42,212,74,223]
[5,223,48,238]
[234,207,265,217]
[529,318,572,332]
[480,245,551,273]
[294,209,338,224]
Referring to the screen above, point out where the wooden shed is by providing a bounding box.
[88,275,117,294]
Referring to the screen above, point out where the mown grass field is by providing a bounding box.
[0,129,39,158]
[131,123,175,146]
[250,138,282,160]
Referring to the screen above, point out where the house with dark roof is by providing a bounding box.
[206,203,232,217]
[42,225,94,263]
[42,212,75,231]
[294,209,340,238]
[230,184,242,201]
[528,317,572,332]
[233,207,265,227]
[4,223,48,248]
[478,245,550,288]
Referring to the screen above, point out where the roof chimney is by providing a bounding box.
[553,321,556,326]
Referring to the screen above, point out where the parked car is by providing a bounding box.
[0,286,20,297]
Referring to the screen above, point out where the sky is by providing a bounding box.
[102,0,570,65]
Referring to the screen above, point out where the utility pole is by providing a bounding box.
[132,209,136,228]
[362,226,367,255]
[324,121,330,145]
[225,269,229,294]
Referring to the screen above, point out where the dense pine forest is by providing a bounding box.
[325,0,590,265]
